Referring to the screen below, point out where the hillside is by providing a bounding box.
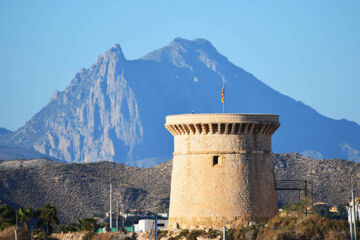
[0,153,359,224]
[1,38,359,165]
[0,158,62,170]
[0,145,50,161]
[0,160,171,224]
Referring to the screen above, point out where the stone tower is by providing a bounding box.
[165,113,280,229]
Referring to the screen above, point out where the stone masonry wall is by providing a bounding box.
[165,114,280,230]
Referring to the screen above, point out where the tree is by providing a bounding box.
[56,222,79,233]
[78,217,98,232]
[37,204,59,234]
[313,204,331,218]
[17,207,33,231]
[336,204,348,220]
[0,204,16,231]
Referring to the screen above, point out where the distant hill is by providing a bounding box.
[0,158,62,170]
[1,38,359,165]
[0,145,50,161]
[0,154,358,224]
[0,159,171,223]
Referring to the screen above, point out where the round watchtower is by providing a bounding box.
[165,113,280,229]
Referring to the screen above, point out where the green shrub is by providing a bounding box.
[82,231,95,240]
[223,225,263,240]
[157,230,168,239]
[186,230,205,240]
[205,229,220,238]
[56,223,79,233]
[0,204,15,231]
[78,217,98,232]
[168,229,189,240]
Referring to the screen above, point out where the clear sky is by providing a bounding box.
[0,0,359,131]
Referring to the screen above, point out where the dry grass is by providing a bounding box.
[0,226,31,240]
[257,214,350,240]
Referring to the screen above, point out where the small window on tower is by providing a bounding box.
[213,155,219,166]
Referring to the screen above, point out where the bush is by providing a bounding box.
[157,230,168,239]
[187,230,205,240]
[56,223,79,233]
[168,229,189,240]
[205,229,220,238]
[168,229,220,240]
[78,217,98,232]
[32,231,54,240]
[0,204,16,231]
[257,213,350,240]
[82,231,95,240]
[223,225,263,240]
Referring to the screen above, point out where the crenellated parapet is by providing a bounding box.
[165,114,280,136]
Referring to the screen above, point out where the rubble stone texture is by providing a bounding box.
[165,113,280,229]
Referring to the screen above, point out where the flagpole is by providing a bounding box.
[222,81,225,113]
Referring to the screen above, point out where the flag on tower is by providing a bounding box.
[221,85,225,103]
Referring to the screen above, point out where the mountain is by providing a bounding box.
[0,145,50,161]
[0,158,62,170]
[2,38,360,164]
[0,127,12,141]
[0,154,358,224]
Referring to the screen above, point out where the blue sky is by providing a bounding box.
[0,0,359,131]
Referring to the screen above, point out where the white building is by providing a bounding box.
[134,219,168,232]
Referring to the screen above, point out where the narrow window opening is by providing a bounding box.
[213,155,219,166]
[220,123,226,134]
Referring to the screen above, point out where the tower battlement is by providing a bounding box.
[165,113,279,136]
[165,113,280,230]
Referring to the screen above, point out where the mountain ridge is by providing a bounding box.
[1,38,359,164]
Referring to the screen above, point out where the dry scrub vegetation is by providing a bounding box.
[149,214,351,240]
[256,213,350,240]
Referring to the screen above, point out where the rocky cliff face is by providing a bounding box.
[2,38,360,164]
[5,45,142,163]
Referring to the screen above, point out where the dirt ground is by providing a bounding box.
[52,231,133,240]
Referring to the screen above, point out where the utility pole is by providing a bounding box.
[154,214,158,240]
[350,205,354,240]
[110,182,112,229]
[14,210,17,240]
[305,180,308,216]
[352,190,357,240]
[121,203,124,227]
[116,201,119,230]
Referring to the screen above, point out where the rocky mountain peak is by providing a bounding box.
[4,42,142,163]
[94,43,126,66]
[142,37,228,71]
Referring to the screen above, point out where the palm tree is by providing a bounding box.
[0,204,16,231]
[37,204,59,234]
[17,207,33,231]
